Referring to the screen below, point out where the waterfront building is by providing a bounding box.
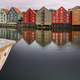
[7,7,22,24]
[70,6,80,26]
[0,9,8,24]
[36,7,52,26]
[52,7,71,26]
[23,8,36,26]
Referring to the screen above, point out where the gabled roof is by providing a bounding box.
[9,7,21,14]
[39,6,48,11]
[72,6,80,9]
[13,7,21,13]
[58,6,67,11]
[26,8,36,14]
[1,8,8,14]
[52,6,68,16]
[70,6,80,10]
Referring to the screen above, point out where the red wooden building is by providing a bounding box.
[52,6,71,25]
[23,8,36,25]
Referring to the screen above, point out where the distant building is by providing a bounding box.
[0,9,8,24]
[36,7,52,26]
[7,7,22,24]
[23,8,36,26]
[69,6,80,25]
[52,6,71,25]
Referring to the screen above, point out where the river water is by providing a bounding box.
[0,28,80,80]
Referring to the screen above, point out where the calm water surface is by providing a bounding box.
[0,39,80,80]
[0,26,80,80]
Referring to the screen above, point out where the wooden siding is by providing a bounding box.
[23,8,36,25]
[36,7,52,25]
[72,9,80,25]
[52,7,71,24]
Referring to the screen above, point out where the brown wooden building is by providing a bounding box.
[69,6,80,25]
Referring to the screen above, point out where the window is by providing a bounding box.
[61,10,63,13]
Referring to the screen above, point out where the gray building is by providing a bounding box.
[36,7,52,25]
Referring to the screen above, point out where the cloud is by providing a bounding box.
[0,0,80,10]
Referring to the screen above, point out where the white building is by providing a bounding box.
[0,9,8,24]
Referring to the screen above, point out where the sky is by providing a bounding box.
[0,0,80,11]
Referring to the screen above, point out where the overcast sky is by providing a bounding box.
[0,0,80,11]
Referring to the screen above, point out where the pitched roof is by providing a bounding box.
[14,7,21,13]
[72,6,80,9]
[52,6,68,15]
[70,6,80,10]
[1,8,8,14]
[26,8,36,14]
[58,6,67,11]
[40,6,48,11]
[11,7,21,14]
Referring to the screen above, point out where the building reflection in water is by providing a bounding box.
[22,29,35,44]
[0,25,80,47]
[52,24,72,46]
[0,28,21,41]
[72,25,80,46]
[22,25,80,47]
[72,31,80,46]
[52,32,68,46]
[36,30,52,46]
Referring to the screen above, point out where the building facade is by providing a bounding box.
[36,7,52,26]
[23,8,36,26]
[0,9,8,24]
[7,7,22,24]
[52,7,71,25]
[70,6,80,25]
